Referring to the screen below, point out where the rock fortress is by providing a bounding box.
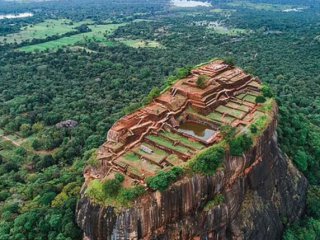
[77,59,307,240]
[89,60,263,185]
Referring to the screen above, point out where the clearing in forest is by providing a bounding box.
[19,23,125,52]
[227,1,298,11]
[119,39,163,48]
[0,19,93,44]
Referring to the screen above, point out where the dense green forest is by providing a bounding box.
[0,0,319,239]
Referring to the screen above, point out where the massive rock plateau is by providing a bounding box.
[76,105,308,240]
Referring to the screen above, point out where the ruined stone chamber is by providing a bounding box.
[76,60,308,240]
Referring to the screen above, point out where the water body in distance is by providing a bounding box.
[0,12,33,20]
[171,0,212,8]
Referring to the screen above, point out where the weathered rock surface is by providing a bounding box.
[76,108,308,240]
[56,119,78,129]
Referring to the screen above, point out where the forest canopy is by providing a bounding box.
[0,0,319,239]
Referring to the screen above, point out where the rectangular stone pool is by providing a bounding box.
[177,121,216,143]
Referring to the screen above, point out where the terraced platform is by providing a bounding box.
[88,60,268,186]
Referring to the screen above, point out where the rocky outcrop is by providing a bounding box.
[76,107,308,240]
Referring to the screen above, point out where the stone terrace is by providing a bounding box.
[86,60,264,186]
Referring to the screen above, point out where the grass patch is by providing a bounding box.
[119,39,162,48]
[166,154,185,166]
[0,149,18,161]
[5,134,20,142]
[226,102,250,112]
[209,26,249,36]
[243,94,257,103]
[117,186,146,206]
[134,143,168,164]
[207,111,235,124]
[0,140,15,150]
[142,143,167,156]
[227,1,295,11]
[215,105,245,119]
[146,135,191,154]
[258,98,274,112]
[118,152,162,174]
[236,93,246,99]
[0,19,92,44]
[186,107,230,124]
[0,146,25,164]
[19,23,125,52]
[85,179,106,203]
[160,131,204,150]
[123,152,140,161]
[204,194,225,211]
[252,116,268,133]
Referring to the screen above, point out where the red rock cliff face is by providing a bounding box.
[76,106,307,240]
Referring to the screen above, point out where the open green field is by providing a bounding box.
[0,19,92,44]
[204,20,249,36]
[19,23,125,52]
[119,39,162,48]
[14,20,162,52]
[227,1,296,11]
[209,26,249,36]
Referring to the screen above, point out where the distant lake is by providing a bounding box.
[171,0,212,8]
[0,12,33,20]
[282,7,305,12]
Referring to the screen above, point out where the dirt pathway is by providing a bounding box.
[0,132,54,155]
[0,135,22,147]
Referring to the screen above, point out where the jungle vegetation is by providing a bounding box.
[0,0,319,239]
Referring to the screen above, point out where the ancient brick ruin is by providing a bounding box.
[87,60,264,186]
